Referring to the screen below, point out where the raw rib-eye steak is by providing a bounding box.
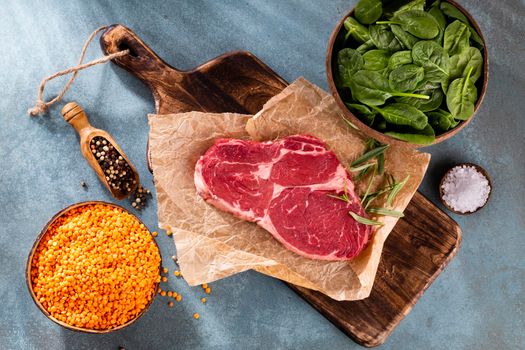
[194,135,372,260]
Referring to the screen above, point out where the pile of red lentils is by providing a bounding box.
[30,203,161,330]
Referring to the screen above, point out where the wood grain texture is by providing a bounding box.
[100,25,462,347]
[288,193,461,347]
[100,25,286,115]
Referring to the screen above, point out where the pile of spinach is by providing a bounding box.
[335,0,484,145]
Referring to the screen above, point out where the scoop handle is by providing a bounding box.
[61,102,94,137]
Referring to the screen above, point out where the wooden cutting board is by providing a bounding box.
[101,24,461,347]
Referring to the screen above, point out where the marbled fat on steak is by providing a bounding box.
[194,135,372,260]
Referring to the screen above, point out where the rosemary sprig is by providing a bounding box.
[386,175,409,207]
[377,152,385,175]
[342,117,359,130]
[367,207,405,218]
[327,179,351,203]
[351,144,389,167]
[361,164,377,210]
[349,162,376,173]
[354,164,373,181]
[349,212,383,226]
[361,174,407,209]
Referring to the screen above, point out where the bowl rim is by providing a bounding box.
[439,162,493,215]
[26,200,161,334]
[326,0,489,148]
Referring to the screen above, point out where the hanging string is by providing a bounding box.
[28,26,129,116]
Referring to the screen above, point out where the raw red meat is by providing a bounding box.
[194,135,372,260]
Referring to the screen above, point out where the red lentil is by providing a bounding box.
[30,204,161,330]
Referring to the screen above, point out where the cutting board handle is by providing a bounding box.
[100,24,183,87]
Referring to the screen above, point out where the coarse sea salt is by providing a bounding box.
[441,165,491,213]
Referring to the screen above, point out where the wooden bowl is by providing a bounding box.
[26,201,161,333]
[439,163,492,215]
[326,0,489,147]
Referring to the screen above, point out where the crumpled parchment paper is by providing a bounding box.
[148,78,430,301]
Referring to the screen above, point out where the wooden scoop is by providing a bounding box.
[61,102,139,199]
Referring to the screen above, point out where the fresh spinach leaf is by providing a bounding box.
[345,103,376,125]
[349,70,430,106]
[428,5,446,29]
[333,1,484,144]
[427,109,459,131]
[369,24,403,51]
[428,5,446,45]
[449,47,483,83]
[337,48,364,87]
[378,10,440,39]
[349,70,392,105]
[440,2,468,22]
[390,24,420,49]
[391,0,426,17]
[356,40,376,54]
[355,0,383,25]
[444,20,471,55]
[388,50,413,70]
[375,117,387,130]
[385,124,436,144]
[344,17,371,44]
[440,2,484,48]
[397,85,443,112]
[363,49,391,70]
[446,67,478,120]
[441,78,450,94]
[468,27,485,48]
[412,40,450,83]
[370,103,428,129]
[415,80,441,90]
[388,64,425,92]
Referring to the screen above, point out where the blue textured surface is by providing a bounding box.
[0,0,524,349]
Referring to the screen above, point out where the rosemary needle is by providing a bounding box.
[377,152,385,175]
[361,164,377,210]
[367,207,405,218]
[386,176,409,206]
[351,144,389,167]
[350,162,376,173]
[349,212,383,226]
[342,117,359,130]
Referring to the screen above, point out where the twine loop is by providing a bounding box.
[28,26,128,116]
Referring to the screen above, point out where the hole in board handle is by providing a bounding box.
[117,41,139,58]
